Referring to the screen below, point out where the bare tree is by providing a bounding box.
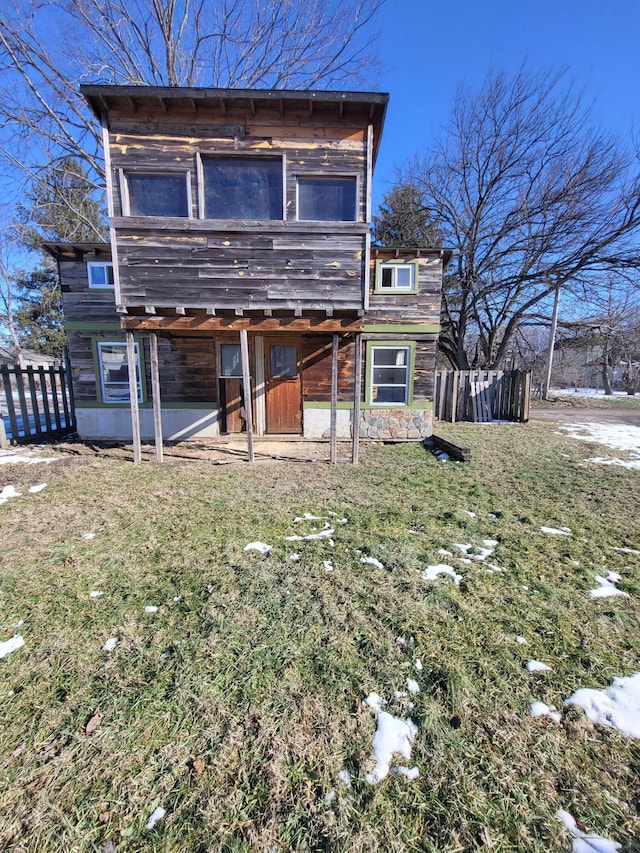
[0,220,26,367]
[395,68,640,369]
[0,0,383,193]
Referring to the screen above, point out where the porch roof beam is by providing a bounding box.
[120,316,364,333]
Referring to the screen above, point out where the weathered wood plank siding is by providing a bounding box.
[106,105,369,312]
[156,337,217,402]
[302,335,355,402]
[367,255,443,323]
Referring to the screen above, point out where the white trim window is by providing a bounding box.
[97,342,142,404]
[376,262,417,292]
[87,262,114,289]
[370,345,410,405]
[297,176,357,221]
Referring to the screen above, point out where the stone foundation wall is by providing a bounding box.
[360,408,432,440]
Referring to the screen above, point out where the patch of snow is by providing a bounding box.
[395,636,406,647]
[337,769,351,788]
[0,452,58,465]
[558,422,640,470]
[244,541,272,555]
[437,548,453,557]
[516,636,528,645]
[324,789,336,807]
[587,456,640,470]
[89,590,104,598]
[289,553,301,561]
[323,560,333,572]
[0,634,24,658]
[83,532,96,540]
[589,572,629,600]
[0,485,21,502]
[565,672,640,738]
[452,540,497,561]
[145,806,166,830]
[463,511,476,518]
[414,659,422,671]
[421,564,462,586]
[103,637,118,652]
[394,690,407,698]
[28,483,47,494]
[294,513,326,523]
[284,528,334,542]
[614,546,640,555]
[173,596,182,602]
[360,556,384,570]
[363,692,385,713]
[406,678,420,695]
[556,808,621,853]
[529,701,561,723]
[365,709,418,784]
[540,526,572,536]
[526,660,552,672]
[392,765,419,781]
[144,605,159,614]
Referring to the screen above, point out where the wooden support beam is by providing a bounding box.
[121,315,364,333]
[149,332,163,463]
[126,332,142,464]
[240,329,254,463]
[330,334,338,465]
[352,333,362,465]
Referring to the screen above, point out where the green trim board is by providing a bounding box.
[373,258,420,294]
[66,321,123,331]
[91,336,148,405]
[364,339,416,406]
[303,401,354,410]
[363,323,440,334]
[303,401,432,411]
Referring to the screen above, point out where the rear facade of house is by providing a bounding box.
[49,86,448,445]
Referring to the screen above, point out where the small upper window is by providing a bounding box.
[88,262,114,289]
[375,261,418,293]
[126,173,189,217]
[202,157,283,220]
[297,177,357,221]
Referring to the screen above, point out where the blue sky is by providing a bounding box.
[371,0,640,210]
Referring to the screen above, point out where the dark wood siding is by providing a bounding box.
[302,335,355,402]
[157,336,217,402]
[367,256,443,322]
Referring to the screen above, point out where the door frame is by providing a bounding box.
[263,335,303,435]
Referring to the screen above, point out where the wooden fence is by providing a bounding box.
[0,361,76,444]
[434,369,531,423]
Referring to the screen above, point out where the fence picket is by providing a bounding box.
[0,362,75,443]
[434,369,530,423]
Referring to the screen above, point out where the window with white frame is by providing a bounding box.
[369,345,411,404]
[201,156,283,219]
[97,342,143,404]
[87,262,114,289]
[375,261,417,292]
[125,172,190,217]
[297,176,357,221]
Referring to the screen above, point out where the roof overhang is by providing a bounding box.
[80,84,389,166]
[42,242,111,261]
[372,246,453,268]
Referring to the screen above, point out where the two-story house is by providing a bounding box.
[46,86,449,461]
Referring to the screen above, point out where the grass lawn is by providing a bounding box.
[0,422,639,852]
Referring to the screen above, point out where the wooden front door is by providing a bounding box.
[264,338,302,434]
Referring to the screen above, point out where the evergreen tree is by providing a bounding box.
[372,183,441,248]
[15,261,66,358]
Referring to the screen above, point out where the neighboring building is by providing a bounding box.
[46,86,450,448]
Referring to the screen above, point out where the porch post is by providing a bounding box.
[126,331,142,464]
[149,332,163,462]
[330,333,338,464]
[240,329,254,463]
[352,332,362,464]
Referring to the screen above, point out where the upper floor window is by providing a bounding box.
[87,262,114,289]
[297,176,357,221]
[375,261,418,293]
[201,156,283,219]
[125,172,190,217]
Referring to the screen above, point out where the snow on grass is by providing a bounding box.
[614,546,640,555]
[540,526,572,536]
[363,693,418,784]
[0,485,21,503]
[589,572,629,600]
[322,560,333,572]
[558,422,640,469]
[516,636,528,645]
[529,701,561,723]
[89,590,104,598]
[565,672,640,738]
[284,529,335,543]
[145,806,166,830]
[82,532,96,540]
[289,553,301,561]
[0,634,24,658]
[406,678,420,695]
[103,637,119,652]
[0,450,59,465]
[360,556,384,570]
[243,541,272,555]
[337,769,351,788]
[526,660,552,672]
[28,483,47,493]
[556,808,621,852]
[144,605,159,614]
[421,565,462,586]
[392,766,420,780]
[452,539,498,561]
[414,659,422,671]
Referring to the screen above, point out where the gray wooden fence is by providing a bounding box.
[434,369,531,423]
[0,361,76,444]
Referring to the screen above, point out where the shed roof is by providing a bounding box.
[80,84,389,165]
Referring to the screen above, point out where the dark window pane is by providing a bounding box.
[373,348,407,367]
[270,345,297,377]
[298,177,357,221]
[220,344,242,377]
[203,157,282,219]
[374,386,407,403]
[373,366,407,384]
[127,174,189,217]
